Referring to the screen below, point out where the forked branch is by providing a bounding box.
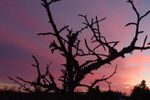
[9,55,59,93]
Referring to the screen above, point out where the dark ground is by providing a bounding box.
[1,90,150,100]
[0,90,129,100]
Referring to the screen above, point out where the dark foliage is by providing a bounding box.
[130,80,150,100]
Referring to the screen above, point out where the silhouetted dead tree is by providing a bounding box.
[9,0,150,93]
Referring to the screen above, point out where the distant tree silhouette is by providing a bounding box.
[130,80,150,100]
[9,0,150,94]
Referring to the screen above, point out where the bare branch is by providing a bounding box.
[140,10,150,20]
[89,65,117,88]
[8,77,33,92]
[37,32,55,36]
[58,25,69,33]
[48,0,61,5]
[141,35,148,51]
[85,39,102,60]
[127,0,140,18]
[125,22,137,27]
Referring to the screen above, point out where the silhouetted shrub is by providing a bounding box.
[130,80,150,100]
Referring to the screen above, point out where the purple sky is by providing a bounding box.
[1,0,150,94]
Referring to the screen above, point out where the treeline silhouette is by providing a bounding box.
[0,89,127,100]
[1,80,150,100]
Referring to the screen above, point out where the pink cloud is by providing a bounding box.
[106,53,150,94]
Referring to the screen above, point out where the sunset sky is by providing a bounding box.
[1,0,150,94]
